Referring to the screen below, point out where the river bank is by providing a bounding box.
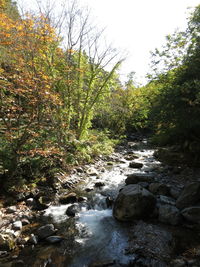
[1,139,200,266]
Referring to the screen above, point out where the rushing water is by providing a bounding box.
[38,140,161,266]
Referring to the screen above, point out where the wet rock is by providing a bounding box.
[129,162,143,169]
[12,221,22,231]
[95,182,105,188]
[158,205,181,225]
[59,192,77,204]
[149,183,170,196]
[36,224,56,239]
[159,195,176,206]
[78,196,87,202]
[85,187,94,192]
[86,167,99,176]
[113,184,156,221]
[176,182,200,209]
[125,173,154,184]
[36,196,51,210]
[6,206,17,213]
[46,236,64,244]
[66,204,79,217]
[28,234,38,245]
[181,206,200,223]
[0,233,16,250]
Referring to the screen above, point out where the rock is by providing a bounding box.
[106,197,114,208]
[176,182,200,209]
[21,219,30,226]
[149,183,170,196]
[113,184,156,221]
[170,187,182,199]
[0,233,16,250]
[76,167,84,173]
[85,187,94,192]
[159,195,176,206]
[12,221,22,231]
[95,182,105,188]
[6,206,17,213]
[181,206,200,223]
[36,224,56,239]
[65,204,79,217]
[36,196,51,210]
[125,173,154,184]
[86,167,99,176]
[158,205,181,225]
[0,251,8,257]
[28,234,38,245]
[59,192,77,204]
[129,162,143,169]
[46,236,64,244]
[26,198,37,207]
[137,182,149,188]
[78,196,87,202]
[170,258,186,267]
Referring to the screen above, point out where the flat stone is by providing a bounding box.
[129,162,143,169]
[46,236,64,244]
[125,173,154,184]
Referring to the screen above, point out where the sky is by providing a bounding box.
[16,0,200,84]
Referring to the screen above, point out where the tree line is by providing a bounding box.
[0,0,200,190]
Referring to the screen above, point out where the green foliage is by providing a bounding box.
[148,5,200,156]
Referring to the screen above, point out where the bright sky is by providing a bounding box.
[17,0,200,84]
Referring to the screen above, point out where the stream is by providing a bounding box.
[2,139,200,266]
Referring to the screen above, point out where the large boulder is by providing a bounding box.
[158,205,181,226]
[176,182,200,209]
[113,184,156,221]
[125,173,154,185]
[181,206,200,223]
